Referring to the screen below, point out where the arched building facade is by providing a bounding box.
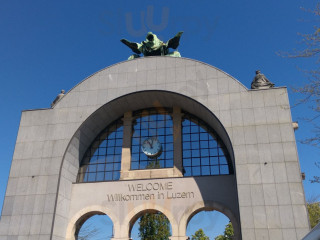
[0,57,309,240]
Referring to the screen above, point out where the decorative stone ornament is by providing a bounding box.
[51,89,65,107]
[251,70,275,89]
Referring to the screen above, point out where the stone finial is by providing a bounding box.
[51,89,65,108]
[251,70,275,89]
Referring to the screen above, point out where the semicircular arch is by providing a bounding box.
[179,200,241,239]
[65,205,119,240]
[124,203,179,237]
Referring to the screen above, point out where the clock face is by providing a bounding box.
[141,137,162,157]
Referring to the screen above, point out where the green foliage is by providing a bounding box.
[138,212,170,240]
[191,229,209,240]
[215,222,234,240]
[307,201,320,228]
[146,160,160,169]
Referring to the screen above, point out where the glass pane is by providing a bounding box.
[96,172,104,181]
[182,112,231,177]
[201,166,210,175]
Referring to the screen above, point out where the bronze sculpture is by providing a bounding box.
[121,31,183,60]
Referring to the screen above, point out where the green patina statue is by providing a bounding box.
[121,31,183,60]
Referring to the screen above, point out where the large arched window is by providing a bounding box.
[182,113,232,176]
[77,108,232,182]
[77,118,123,182]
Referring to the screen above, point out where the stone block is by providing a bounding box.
[36,176,48,194]
[263,184,278,205]
[22,195,36,214]
[33,195,45,214]
[240,92,253,108]
[251,91,265,108]
[218,110,232,128]
[247,164,262,184]
[273,162,288,183]
[239,206,254,228]
[261,162,274,183]
[52,215,68,237]
[253,108,267,125]
[282,228,297,240]
[277,105,291,123]
[253,206,267,228]
[6,178,18,196]
[254,229,269,239]
[282,142,298,162]
[38,235,50,240]
[8,215,21,235]
[279,205,295,228]
[56,196,70,217]
[236,165,250,184]
[19,215,32,235]
[286,162,301,183]
[266,206,281,228]
[40,214,53,235]
[251,185,265,206]
[270,143,284,162]
[237,185,252,206]
[27,176,39,195]
[276,183,291,205]
[242,108,255,125]
[241,229,255,240]
[233,145,247,164]
[258,143,272,164]
[268,229,283,240]
[279,123,295,142]
[292,205,309,228]
[206,67,218,79]
[228,78,241,93]
[229,93,241,109]
[289,183,305,205]
[46,175,59,194]
[263,91,277,107]
[12,195,25,215]
[195,64,207,81]
[44,194,56,214]
[231,127,245,146]
[28,235,39,240]
[0,216,10,235]
[41,141,54,158]
[243,127,257,145]
[275,88,289,106]
[21,143,35,159]
[256,125,270,144]
[218,94,230,110]
[267,125,281,143]
[207,78,218,95]
[265,106,279,124]
[207,95,219,111]
[52,140,69,158]
[30,215,42,235]
[296,228,309,239]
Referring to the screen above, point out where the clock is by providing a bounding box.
[141,137,162,157]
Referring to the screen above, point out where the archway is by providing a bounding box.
[180,201,241,240]
[129,209,172,240]
[186,210,233,239]
[77,213,114,240]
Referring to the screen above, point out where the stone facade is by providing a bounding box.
[0,57,309,240]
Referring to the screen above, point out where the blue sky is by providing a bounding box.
[1,0,319,238]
